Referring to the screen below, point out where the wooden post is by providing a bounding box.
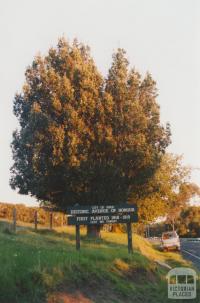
[13,208,17,232]
[127,222,133,254]
[76,225,80,251]
[34,210,38,231]
[50,213,53,230]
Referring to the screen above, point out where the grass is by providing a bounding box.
[0,220,199,303]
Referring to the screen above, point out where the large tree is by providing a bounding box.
[10,38,170,235]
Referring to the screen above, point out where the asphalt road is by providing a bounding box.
[180,239,200,270]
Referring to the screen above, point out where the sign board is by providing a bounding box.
[67,203,138,253]
[68,213,138,225]
[67,204,137,216]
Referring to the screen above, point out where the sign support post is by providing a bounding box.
[76,225,80,251]
[127,222,133,254]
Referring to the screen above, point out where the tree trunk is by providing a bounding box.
[87,225,101,238]
[171,218,175,231]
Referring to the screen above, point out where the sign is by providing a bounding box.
[68,213,138,225]
[67,203,138,253]
[67,204,137,216]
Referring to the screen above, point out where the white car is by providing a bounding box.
[161,231,180,251]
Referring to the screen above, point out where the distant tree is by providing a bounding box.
[177,206,200,237]
[166,182,200,231]
[130,153,194,224]
[10,39,170,237]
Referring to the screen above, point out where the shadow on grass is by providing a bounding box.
[34,225,129,250]
[0,219,128,250]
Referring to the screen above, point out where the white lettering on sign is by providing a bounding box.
[122,215,130,219]
[91,209,110,214]
[118,208,135,213]
[77,216,88,222]
[90,216,110,221]
[71,209,89,215]
[112,215,119,220]
[106,205,114,209]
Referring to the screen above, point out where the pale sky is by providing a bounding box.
[0,0,199,206]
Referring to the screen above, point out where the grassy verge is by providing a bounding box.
[0,220,199,303]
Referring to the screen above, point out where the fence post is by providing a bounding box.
[13,208,17,232]
[50,213,53,230]
[34,210,38,231]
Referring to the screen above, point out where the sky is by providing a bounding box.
[0,0,199,206]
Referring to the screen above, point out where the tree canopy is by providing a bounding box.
[131,153,189,222]
[178,206,200,237]
[11,38,171,210]
[131,152,200,225]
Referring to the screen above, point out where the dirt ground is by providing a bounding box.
[48,291,93,303]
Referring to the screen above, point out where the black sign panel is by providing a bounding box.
[67,204,137,216]
[68,213,138,225]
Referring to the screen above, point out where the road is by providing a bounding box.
[180,239,200,270]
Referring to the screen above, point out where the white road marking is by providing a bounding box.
[182,249,200,261]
